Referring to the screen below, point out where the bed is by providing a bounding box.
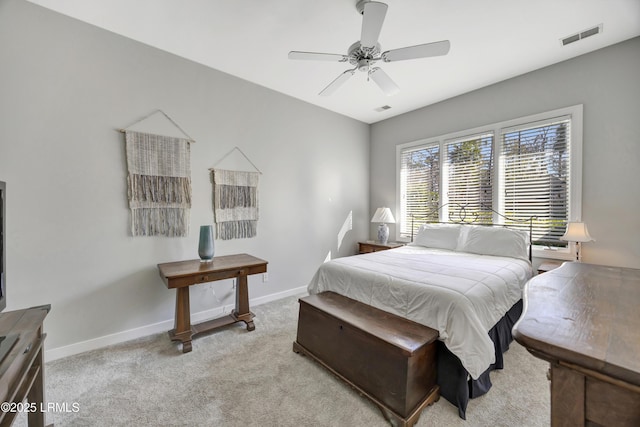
[306,220,533,418]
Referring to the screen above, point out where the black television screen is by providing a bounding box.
[0,180,6,312]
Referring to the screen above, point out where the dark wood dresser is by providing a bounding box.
[513,263,640,427]
[0,305,51,427]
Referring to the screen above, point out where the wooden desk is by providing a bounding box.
[0,305,51,427]
[158,254,267,353]
[513,263,640,427]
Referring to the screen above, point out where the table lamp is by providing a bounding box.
[371,207,395,245]
[560,222,594,262]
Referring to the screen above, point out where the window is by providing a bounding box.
[399,144,440,233]
[500,118,571,246]
[444,133,494,223]
[396,105,583,259]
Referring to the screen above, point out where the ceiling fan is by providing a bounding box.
[288,0,450,97]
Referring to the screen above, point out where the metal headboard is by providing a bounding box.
[409,203,535,261]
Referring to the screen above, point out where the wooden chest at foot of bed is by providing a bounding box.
[293,291,440,427]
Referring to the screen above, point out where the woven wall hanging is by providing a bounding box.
[211,168,260,240]
[121,110,194,237]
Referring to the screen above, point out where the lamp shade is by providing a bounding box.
[371,207,395,224]
[561,222,594,243]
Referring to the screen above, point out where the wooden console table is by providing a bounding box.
[158,254,267,353]
[513,263,640,427]
[0,305,51,427]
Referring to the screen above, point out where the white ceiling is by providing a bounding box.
[27,0,640,124]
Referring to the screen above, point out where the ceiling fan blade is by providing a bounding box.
[382,40,451,62]
[288,51,348,62]
[369,67,399,96]
[360,1,388,48]
[319,69,355,96]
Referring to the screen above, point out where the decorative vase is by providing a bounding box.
[198,225,214,262]
[378,223,389,245]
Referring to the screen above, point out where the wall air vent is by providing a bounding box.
[375,105,392,112]
[561,24,603,46]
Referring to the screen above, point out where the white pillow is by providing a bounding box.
[411,223,461,251]
[458,225,529,261]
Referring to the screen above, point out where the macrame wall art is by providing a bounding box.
[210,147,261,240]
[120,110,194,237]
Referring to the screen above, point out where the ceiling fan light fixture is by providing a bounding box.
[288,1,450,96]
[347,42,381,66]
[357,59,372,72]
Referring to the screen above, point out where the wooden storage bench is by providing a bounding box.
[293,291,440,427]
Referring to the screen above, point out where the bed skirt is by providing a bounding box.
[437,299,524,419]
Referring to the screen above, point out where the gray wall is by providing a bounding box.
[0,0,369,356]
[371,37,640,269]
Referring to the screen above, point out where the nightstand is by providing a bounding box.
[358,241,404,254]
[537,261,563,275]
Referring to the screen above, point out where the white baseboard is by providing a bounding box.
[45,285,308,361]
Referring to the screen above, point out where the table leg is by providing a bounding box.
[169,287,193,353]
[233,274,255,331]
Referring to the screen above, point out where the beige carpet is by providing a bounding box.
[17,295,549,426]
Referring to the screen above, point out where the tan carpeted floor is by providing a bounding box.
[17,295,550,426]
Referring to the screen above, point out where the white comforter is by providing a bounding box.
[307,245,532,379]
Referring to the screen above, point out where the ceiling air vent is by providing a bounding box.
[375,105,392,112]
[561,24,603,46]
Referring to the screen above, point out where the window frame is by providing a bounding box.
[395,105,583,260]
